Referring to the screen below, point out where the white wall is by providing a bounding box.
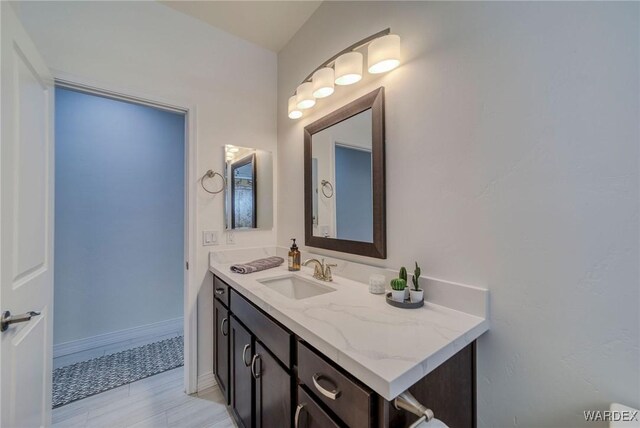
[18,1,277,380]
[278,2,639,427]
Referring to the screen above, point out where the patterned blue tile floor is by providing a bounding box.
[53,336,184,408]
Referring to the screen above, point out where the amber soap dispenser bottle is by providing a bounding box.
[288,238,301,271]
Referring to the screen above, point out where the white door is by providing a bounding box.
[0,3,54,427]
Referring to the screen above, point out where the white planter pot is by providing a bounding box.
[404,288,410,300]
[409,289,424,303]
[391,289,406,302]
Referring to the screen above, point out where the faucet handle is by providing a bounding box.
[324,263,337,281]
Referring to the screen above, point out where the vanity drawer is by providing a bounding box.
[297,341,373,428]
[296,385,341,428]
[230,289,292,368]
[214,276,230,307]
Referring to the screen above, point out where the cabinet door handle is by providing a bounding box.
[294,403,306,428]
[220,318,228,336]
[251,354,261,379]
[312,373,341,400]
[215,288,225,296]
[242,344,251,367]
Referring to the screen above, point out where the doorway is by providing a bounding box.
[52,86,187,408]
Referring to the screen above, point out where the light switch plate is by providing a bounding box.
[226,230,235,245]
[203,230,218,246]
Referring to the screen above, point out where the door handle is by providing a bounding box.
[220,318,228,336]
[1,310,41,332]
[215,288,225,296]
[242,344,251,367]
[251,354,261,379]
[294,403,307,428]
[312,373,341,400]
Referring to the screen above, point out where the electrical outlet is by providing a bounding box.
[203,230,218,246]
[226,230,236,245]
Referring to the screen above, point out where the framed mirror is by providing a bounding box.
[304,87,386,258]
[224,145,273,230]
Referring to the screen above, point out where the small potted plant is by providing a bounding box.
[399,266,409,300]
[390,278,407,302]
[409,262,424,303]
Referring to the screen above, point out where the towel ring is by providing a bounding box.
[321,180,334,198]
[201,170,226,194]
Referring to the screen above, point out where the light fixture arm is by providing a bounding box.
[292,28,391,96]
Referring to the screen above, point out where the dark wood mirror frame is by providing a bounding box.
[304,87,386,259]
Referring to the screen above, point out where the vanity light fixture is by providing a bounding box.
[368,34,401,74]
[334,52,363,85]
[312,67,335,98]
[296,82,316,110]
[288,28,400,119]
[288,96,303,119]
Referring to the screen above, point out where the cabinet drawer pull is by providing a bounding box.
[242,344,251,367]
[220,318,228,336]
[312,373,341,400]
[251,354,262,379]
[294,403,306,428]
[215,288,225,295]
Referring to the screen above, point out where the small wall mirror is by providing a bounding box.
[224,145,273,230]
[304,87,386,258]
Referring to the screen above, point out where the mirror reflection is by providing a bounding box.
[224,145,273,230]
[311,109,373,242]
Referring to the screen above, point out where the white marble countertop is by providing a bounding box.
[209,249,489,401]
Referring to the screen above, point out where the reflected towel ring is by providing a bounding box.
[201,170,226,194]
[321,180,334,198]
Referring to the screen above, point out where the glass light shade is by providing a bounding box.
[368,34,401,74]
[312,67,335,98]
[295,82,316,110]
[288,95,302,119]
[334,51,363,85]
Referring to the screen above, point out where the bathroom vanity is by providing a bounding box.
[209,249,489,428]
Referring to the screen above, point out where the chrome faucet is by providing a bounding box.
[302,258,337,282]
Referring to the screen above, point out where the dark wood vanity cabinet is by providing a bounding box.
[230,316,254,428]
[212,275,476,428]
[254,341,292,428]
[214,279,296,428]
[213,298,229,404]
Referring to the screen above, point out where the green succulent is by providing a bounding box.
[412,262,421,290]
[390,278,406,291]
[399,266,407,282]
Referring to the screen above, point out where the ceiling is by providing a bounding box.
[161,1,323,52]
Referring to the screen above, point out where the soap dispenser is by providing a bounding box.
[288,238,301,271]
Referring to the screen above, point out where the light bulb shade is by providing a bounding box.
[296,82,316,110]
[288,95,302,119]
[312,67,335,98]
[334,51,363,85]
[368,34,401,74]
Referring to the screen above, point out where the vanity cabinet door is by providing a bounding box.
[213,299,229,404]
[231,317,254,428]
[254,342,292,428]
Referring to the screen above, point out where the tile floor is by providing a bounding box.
[52,367,235,428]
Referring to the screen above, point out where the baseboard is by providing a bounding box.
[197,371,218,391]
[53,317,183,358]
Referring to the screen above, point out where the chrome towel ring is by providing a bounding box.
[321,180,334,198]
[201,170,226,194]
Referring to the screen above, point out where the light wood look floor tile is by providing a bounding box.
[52,368,236,428]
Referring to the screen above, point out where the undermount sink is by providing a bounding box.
[257,274,335,300]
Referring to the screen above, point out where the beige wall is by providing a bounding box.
[278,2,639,426]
